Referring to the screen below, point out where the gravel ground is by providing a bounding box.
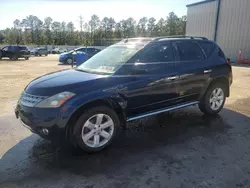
[0,57,249,188]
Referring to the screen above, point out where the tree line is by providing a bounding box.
[0,12,187,46]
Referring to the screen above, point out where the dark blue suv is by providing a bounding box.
[15,36,233,152]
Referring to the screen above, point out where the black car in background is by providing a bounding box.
[0,45,30,60]
[31,48,48,56]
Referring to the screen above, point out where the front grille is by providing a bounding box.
[20,92,48,107]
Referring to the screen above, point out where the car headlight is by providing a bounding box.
[35,92,75,108]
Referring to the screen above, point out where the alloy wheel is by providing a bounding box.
[81,114,114,148]
[209,88,224,111]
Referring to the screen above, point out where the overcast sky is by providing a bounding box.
[0,0,200,30]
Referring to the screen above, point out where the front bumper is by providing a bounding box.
[15,104,69,140]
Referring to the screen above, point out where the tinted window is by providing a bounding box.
[19,46,28,50]
[175,41,204,61]
[197,41,215,57]
[136,43,174,63]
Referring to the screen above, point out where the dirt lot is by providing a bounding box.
[0,57,250,188]
[0,55,66,115]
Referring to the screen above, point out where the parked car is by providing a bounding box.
[15,36,233,152]
[31,48,48,56]
[0,45,30,60]
[59,47,101,64]
[51,48,67,54]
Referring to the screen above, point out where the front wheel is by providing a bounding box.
[11,55,18,60]
[199,83,226,115]
[70,106,120,153]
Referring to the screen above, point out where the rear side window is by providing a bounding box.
[197,41,215,57]
[219,48,226,59]
[136,43,174,63]
[175,41,204,61]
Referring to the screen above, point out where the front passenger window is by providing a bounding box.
[136,43,174,63]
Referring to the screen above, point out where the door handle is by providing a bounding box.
[204,69,212,73]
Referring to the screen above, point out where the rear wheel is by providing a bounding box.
[70,106,120,153]
[25,57,29,60]
[199,83,226,115]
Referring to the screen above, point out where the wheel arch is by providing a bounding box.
[201,76,230,99]
[65,97,127,142]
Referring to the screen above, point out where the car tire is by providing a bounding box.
[11,55,18,60]
[199,82,226,115]
[66,58,73,65]
[25,57,29,60]
[70,106,120,153]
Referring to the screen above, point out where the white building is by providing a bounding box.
[186,0,250,62]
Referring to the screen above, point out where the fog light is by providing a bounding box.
[42,128,49,135]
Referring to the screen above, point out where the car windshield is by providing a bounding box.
[76,45,142,75]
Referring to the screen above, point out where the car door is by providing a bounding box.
[118,42,180,116]
[172,40,211,103]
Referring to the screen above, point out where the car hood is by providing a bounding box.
[25,69,107,96]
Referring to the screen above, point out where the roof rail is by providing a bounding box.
[154,35,208,41]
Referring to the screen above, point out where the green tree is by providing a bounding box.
[44,17,53,44]
[147,17,156,37]
[0,12,187,46]
[166,12,179,36]
[137,17,148,36]
[156,18,167,36]
[114,22,122,39]
[89,14,100,44]
[126,17,136,37]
